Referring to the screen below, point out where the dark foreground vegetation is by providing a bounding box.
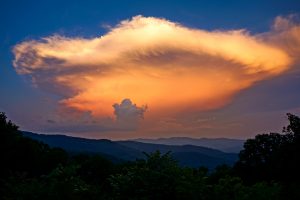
[1,112,300,200]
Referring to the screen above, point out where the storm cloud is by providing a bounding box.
[12,15,300,119]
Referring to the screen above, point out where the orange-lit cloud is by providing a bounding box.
[13,15,299,120]
[262,15,300,62]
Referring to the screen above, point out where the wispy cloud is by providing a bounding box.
[13,15,299,120]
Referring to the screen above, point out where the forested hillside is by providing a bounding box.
[1,112,300,200]
[23,131,238,169]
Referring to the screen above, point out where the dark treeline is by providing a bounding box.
[0,112,299,200]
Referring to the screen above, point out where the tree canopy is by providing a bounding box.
[1,112,300,199]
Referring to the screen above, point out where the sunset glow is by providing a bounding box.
[13,16,299,121]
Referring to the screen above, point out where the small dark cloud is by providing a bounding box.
[43,123,110,133]
[47,119,56,124]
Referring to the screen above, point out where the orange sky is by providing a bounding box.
[12,15,300,138]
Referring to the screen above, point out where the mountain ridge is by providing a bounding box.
[22,131,239,169]
[132,137,245,153]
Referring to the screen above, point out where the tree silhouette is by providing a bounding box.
[1,111,300,199]
[235,113,300,184]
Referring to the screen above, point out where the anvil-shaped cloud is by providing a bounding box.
[13,15,300,119]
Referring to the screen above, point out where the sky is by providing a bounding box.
[1,0,300,140]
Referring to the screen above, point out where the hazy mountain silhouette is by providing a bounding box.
[118,141,238,168]
[22,131,142,161]
[23,131,238,169]
[133,137,244,153]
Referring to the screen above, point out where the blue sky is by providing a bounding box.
[1,0,300,139]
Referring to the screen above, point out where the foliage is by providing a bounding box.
[235,113,300,184]
[1,112,300,199]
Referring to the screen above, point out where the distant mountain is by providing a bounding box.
[133,137,245,153]
[118,141,238,169]
[22,131,143,161]
[22,131,238,169]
